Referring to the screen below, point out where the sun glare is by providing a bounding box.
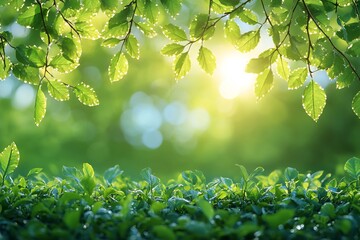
[217,53,256,99]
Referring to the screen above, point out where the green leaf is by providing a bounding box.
[61,37,80,61]
[73,82,99,106]
[108,7,132,29]
[352,91,360,119]
[64,210,81,229]
[0,57,12,80]
[236,164,249,180]
[255,69,274,100]
[276,56,289,80]
[125,34,140,59]
[34,87,47,126]
[163,24,187,42]
[100,0,118,11]
[302,80,327,122]
[49,55,77,73]
[153,225,176,240]
[174,52,191,80]
[262,209,295,228]
[284,167,299,181]
[140,167,159,186]
[189,14,214,40]
[219,0,238,6]
[47,80,70,101]
[81,163,96,195]
[161,43,184,56]
[344,157,360,181]
[0,142,20,184]
[16,46,46,67]
[238,9,258,25]
[12,64,39,85]
[235,30,260,53]
[108,52,128,82]
[224,19,241,45]
[104,165,123,185]
[135,22,157,38]
[144,0,159,24]
[76,21,100,39]
[320,203,335,218]
[288,67,307,90]
[160,0,182,16]
[17,4,41,28]
[197,46,216,75]
[197,199,214,221]
[83,163,94,178]
[101,38,121,48]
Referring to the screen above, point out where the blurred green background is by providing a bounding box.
[1,2,359,180]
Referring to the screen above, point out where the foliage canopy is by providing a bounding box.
[0,0,359,123]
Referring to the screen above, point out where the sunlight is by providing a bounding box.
[217,53,256,99]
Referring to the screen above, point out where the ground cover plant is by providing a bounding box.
[0,143,359,239]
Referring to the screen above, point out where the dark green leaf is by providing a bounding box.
[160,0,182,16]
[104,165,123,185]
[344,157,360,181]
[262,209,295,228]
[12,63,39,84]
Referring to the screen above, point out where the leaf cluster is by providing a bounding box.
[0,0,359,124]
[0,143,359,239]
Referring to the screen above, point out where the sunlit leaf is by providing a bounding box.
[235,30,260,53]
[302,80,326,122]
[344,157,360,181]
[34,87,47,126]
[163,24,187,42]
[0,142,20,183]
[47,80,70,101]
[125,34,140,59]
[160,0,182,16]
[288,67,307,90]
[0,57,12,80]
[352,91,360,119]
[17,4,41,28]
[255,68,274,100]
[109,52,128,82]
[174,52,191,80]
[224,19,241,45]
[276,56,289,80]
[197,46,216,75]
[73,82,99,106]
[161,43,184,56]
